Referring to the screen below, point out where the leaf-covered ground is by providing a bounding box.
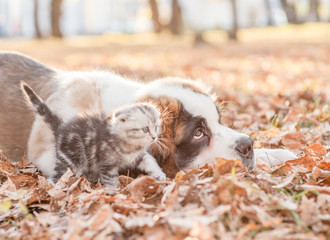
[0,28,329,239]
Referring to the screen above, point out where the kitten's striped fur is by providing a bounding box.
[21,81,166,187]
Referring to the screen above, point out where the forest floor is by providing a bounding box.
[0,25,329,239]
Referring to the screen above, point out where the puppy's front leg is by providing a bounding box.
[138,153,166,181]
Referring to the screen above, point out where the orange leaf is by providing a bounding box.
[317,162,330,171]
[307,143,327,158]
[272,163,292,176]
[287,155,317,171]
[214,158,242,176]
[89,205,113,231]
[174,171,184,182]
[127,176,159,203]
[281,132,304,150]
[0,162,16,175]
[8,174,37,188]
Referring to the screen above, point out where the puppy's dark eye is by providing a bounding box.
[193,128,204,139]
[142,127,149,133]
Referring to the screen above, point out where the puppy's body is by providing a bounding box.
[0,52,56,161]
[0,52,296,178]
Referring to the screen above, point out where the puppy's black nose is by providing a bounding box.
[235,136,254,160]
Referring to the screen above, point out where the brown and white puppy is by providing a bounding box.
[0,52,295,178]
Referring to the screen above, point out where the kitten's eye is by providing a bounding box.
[193,128,204,139]
[142,127,149,133]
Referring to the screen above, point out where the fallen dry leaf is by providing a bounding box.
[214,158,242,177]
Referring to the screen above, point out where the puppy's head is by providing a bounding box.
[137,78,255,178]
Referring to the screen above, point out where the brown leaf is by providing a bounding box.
[287,155,317,171]
[272,163,292,176]
[281,132,305,150]
[0,161,16,175]
[26,187,49,205]
[214,158,242,177]
[307,143,327,157]
[318,162,330,171]
[180,169,200,181]
[189,220,215,240]
[312,166,322,181]
[299,195,319,227]
[8,174,37,188]
[55,168,74,189]
[174,171,184,182]
[312,166,330,181]
[89,205,113,231]
[127,176,162,204]
[118,175,134,186]
[47,187,66,200]
[144,225,172,240]
[216,179,247,204]
[237,222,259,239]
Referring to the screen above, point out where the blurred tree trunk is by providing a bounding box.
[194,31,207,45]
[309,0,320,22]
[169,0,183,35]
[280,0,298,24]
[228,0,238,40]
[264,0,274,26]
[51,0,63,38]
[33,0,42,38]
[149,0,162,33]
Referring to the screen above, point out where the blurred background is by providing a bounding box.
[0,0,330,40]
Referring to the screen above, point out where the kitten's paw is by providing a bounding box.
[150,171,167,181]
[47,178,56,186]
[102,178,120,188]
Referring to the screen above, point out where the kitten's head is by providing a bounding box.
[109,103,161,147]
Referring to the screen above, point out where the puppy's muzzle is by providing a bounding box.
[235,136,255,170]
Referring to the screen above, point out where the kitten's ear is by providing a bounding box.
[105,114,113,123]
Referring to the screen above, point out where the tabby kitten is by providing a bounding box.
[21,81,166,187]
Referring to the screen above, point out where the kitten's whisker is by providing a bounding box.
[160,106,170,114]
[160,109,173,118]
[161,116,176,121]
[153,142,165,156]
[155,143,166,156]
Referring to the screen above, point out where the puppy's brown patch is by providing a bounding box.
[137,95,184,177]
[180,82,207,95]
[158,78,208,95]
[64,78,102,114]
